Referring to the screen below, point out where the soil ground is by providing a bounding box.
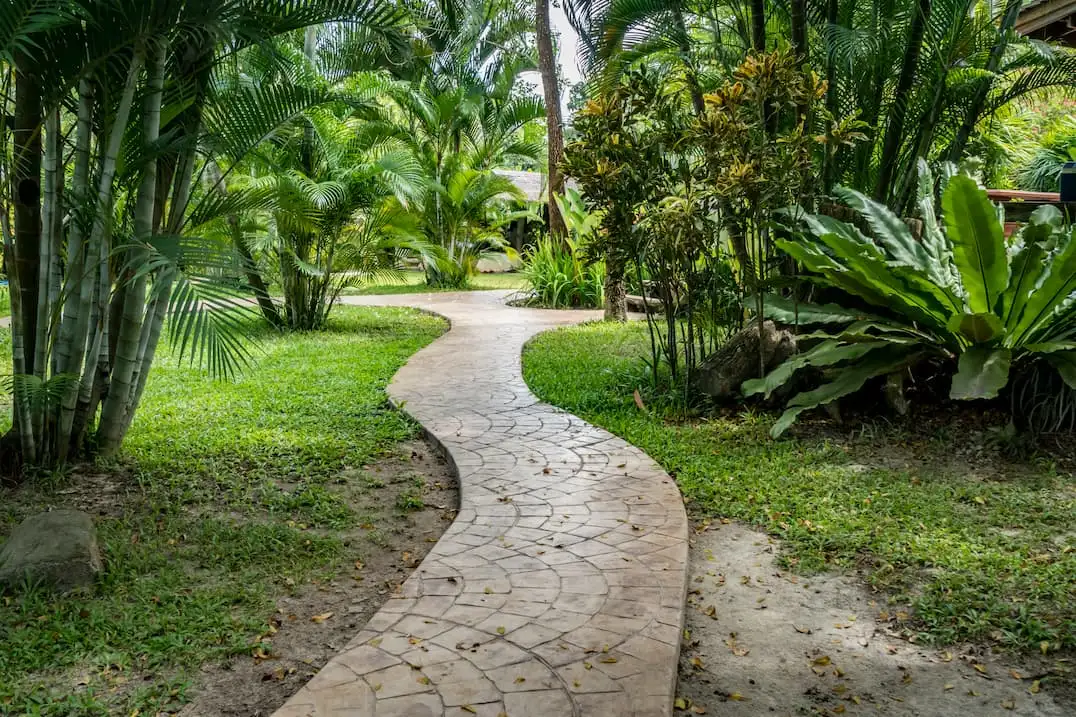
[676,521,1072,717]
[175,438,457,717]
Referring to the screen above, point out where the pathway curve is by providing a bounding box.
[273,291,689,717]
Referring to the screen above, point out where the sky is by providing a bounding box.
[519,5,584,112]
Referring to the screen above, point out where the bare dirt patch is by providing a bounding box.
[676,521,1071,717]
[176,438,457,717]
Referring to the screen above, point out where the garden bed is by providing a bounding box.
[0,307,456,716]
[523,321,1076,710]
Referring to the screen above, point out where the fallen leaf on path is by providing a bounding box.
[310,612,333,623]
[728,693,746,701]
[690,656,704,669]
[793,625,811,634]
[703,605,717,619]
[1029,680,1040,694]
[461,706,477,714]
[1001,699,1015,710]
[812,656,831,667]
[973,663,987,675]
[674,697,688,710]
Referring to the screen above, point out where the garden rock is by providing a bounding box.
[0,510,103,592]
[694,320,796,399]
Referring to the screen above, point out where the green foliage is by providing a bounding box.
[747,168,1076,436]
[522,319,1076,653]
[520,235,605,309]
[1016,115,1076,193]
[0,306,445,713]
[519,188,604,308]
[572,0,1076,213]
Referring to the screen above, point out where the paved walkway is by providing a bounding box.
[273,291,688,717]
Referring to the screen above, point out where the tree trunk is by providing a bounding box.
[13,52,42,378]
[750,0,767,51]
[603,257,628,322]
[536,0,566,239]
[874,0,930,203]
[100,40,165,455]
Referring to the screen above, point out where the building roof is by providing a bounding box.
[1017,0,1076,45]
[493,170,579,203]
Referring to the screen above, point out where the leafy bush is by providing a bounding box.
[1016,117,1076,193]
[519,188,604,309]
[746,166,1076,436]
[520,235,604,309]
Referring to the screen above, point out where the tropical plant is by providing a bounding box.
[519,234,605,308]
[0,0,407,470]
[1016,117,1076,192]
[519,188,605,308]
[745,166,1076,436]
[569,0,1076,214]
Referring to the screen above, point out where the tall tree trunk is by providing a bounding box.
[13,52,42,378]
[750,0,767,51]
[874,0,930,203]
[536,0,566,239]
[947,0,1023,162]
[100,40,164,455]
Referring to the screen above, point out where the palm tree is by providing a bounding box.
[536,0,566,238]
[0,0,408,469]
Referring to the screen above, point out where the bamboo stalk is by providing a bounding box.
[100,39,167,455]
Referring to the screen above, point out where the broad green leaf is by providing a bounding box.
[1045,351,1076,390]
[1007,226,1076,345]
[762,296,881,325]
[943,176,1009,315]
[950,347,1012,400]
[946,313,1004,344]
[835,186,930,270]
[742,340,887,399]
[771,348,923,437]
[1000,241,1045,332]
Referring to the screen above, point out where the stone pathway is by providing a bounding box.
[273,291,688,717]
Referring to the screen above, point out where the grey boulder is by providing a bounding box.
[0,510,103,592]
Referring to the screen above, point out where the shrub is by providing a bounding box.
[520,235,604,309]
[746,164,1076,436]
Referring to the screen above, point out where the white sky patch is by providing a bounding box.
[520,4,583,112]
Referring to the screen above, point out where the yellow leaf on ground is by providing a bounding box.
[310,612,333,623]
[973,664,987,674]
[812,656,831,667]
[674,697,688,710]
[461,705,477,714]
[728,693,746,701]
[496,626,506,635]
[1030,680,1041,694]
[691,656,704,669]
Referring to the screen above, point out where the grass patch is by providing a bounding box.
[522,321,1076,654]
[344,269,526,295]
[0,306,446,715]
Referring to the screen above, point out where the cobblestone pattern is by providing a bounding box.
[272,292,688,717]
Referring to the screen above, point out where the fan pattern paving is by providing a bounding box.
[272,291,688,717]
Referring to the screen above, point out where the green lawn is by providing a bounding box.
[0,306,446,715]
[523,321,1076,654]
[345,270,526,295]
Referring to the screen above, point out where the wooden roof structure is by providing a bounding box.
[1018,0,1076,45]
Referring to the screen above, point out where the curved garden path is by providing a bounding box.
[273,291,688,717]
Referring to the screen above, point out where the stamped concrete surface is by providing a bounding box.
[272,291,689,717]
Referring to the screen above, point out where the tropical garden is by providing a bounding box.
[0,0,1075,712]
